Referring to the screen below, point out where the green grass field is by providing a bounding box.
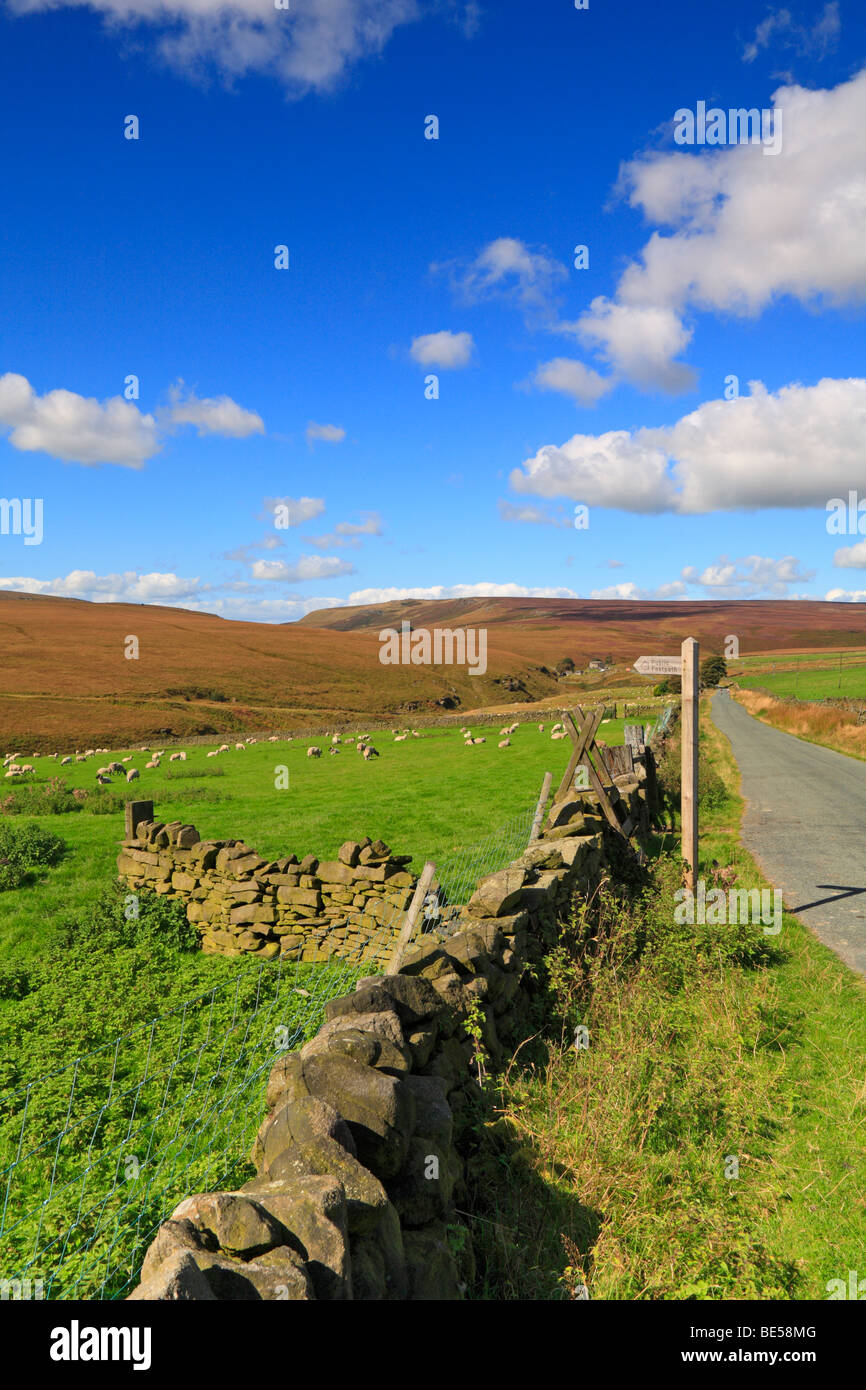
[738,664,866,700]
[0,720,625,962]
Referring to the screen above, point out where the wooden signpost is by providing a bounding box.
[633,638,699,891]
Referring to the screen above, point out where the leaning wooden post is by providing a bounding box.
[528,772,552,845]
[388,861,436,974]
[681,638,699,893]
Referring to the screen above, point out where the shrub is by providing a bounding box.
[0,821,66,870]
[0,777,81,815]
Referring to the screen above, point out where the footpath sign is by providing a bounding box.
[633,639,700,891]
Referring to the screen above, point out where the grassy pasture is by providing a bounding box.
[738,662,866,701]
[0,719,625,961]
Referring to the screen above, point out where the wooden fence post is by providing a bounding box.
[528,772,552,845]
[388,861,437,974]
[681,638,699,892]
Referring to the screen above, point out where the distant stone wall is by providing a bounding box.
[117,826,417,967]
[125,752,659,1301]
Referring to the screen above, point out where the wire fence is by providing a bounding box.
[0,792,542,1302]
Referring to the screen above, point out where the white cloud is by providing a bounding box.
[6,0,424,96]
[440,237,567,322]
[531,357,613,406]
[574,68,866,389]
[824,588,866,602]
[166,386,264,438]
[681,554,814,597]
[410,331,474,369]
[510,377,866,514]
[251,555,356,582]
[833,539,866,568]
[498,501,572,528]
[742,2,840,63]
[307,513,382,549]
[0,373,158,467]
[0,570,202,601]
[261,496,326,525]
[345,582,582,603]
[589,580,688,600]
[306,421,346,445]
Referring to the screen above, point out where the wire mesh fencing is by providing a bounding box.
[0,792,542,1302]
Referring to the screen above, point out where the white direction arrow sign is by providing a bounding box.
[633,655,682,677]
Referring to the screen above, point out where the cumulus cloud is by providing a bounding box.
[589,580,688,600]
[5,0,425,97]
[165,385,264,438]
[0,373,158,467]
[223,536,284,562]
[833,539,866,568]
[824,588,866,602]
[307,513,382,549]
[531,357,613,406]
[681,554,814,597]
[251,555,356,582]
[510,377,866,514]
[0,570,202,601]
[345,582,582,603]
[572,68,866,389]
[261,496,326,525]
[439,238,567,324]
[305,421,346,446]
[742,3,840,64]
[409,331,474,369]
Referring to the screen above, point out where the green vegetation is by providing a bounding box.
[0,882,363,1299]
[0,722,625,961]
[738,662,866,701]
[463,704,866,1300]
[700,654,727,687]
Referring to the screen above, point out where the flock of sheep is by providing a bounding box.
[3,715,584,785]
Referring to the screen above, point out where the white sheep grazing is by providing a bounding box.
[307,747,322,758]
[235,743,245,751]
[96,774,111,785]
[509,724,518,734]
[4,769,21,779]
[499,727,509,736]
[498,739,510,748]
[412,731,420,738]
[169,752,183,762]
[108,762,125,775]
[121,755,132,763]
[219,744,229,753]
[268,735,279,743]
[362,746,379,760]
[328,746,340,756]
[145,760,159,770]
[126,768,140,782]
[75,754,87,763]
[394,734,407,742]
[345,736,355,743]
[331,735,341,745]
[60,756,72,765]
[85,748,95,757]
[206,750,218,757]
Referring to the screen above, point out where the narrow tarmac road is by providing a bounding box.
[711,689,866,976]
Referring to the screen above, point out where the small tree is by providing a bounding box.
[556,656,575,677]
[700,654,727,688]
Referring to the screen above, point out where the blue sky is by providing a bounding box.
[0,0,865,620]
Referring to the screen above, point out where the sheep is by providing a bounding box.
[499,727,509,736]
[235,743,245,751]
[498,739,510,748]
[328,746,340,756]
[219,744,230,753]
[169,752,183,762]
[75,754,87,763]
[108,761,125,775]
[4,769,22,780]
[411,731,420,738]
[362,746,380,760]
[394,734,408,742]
[126,768,140,782]
[206,750,218,757]
[307,747,322,758]
[331,735,341,745]
[538,724,544,733]
[471,737,486,745]
[145,760,159,770]
[121,756,132,763]
[85,748,95,757]
[96,774,111,785]
[59,756,72,766]
[268,735,279,743]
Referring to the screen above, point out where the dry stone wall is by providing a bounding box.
[117,826,417,967]
[126,755,657,1301]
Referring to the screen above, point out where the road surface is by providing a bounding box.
[711,688,866,976]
